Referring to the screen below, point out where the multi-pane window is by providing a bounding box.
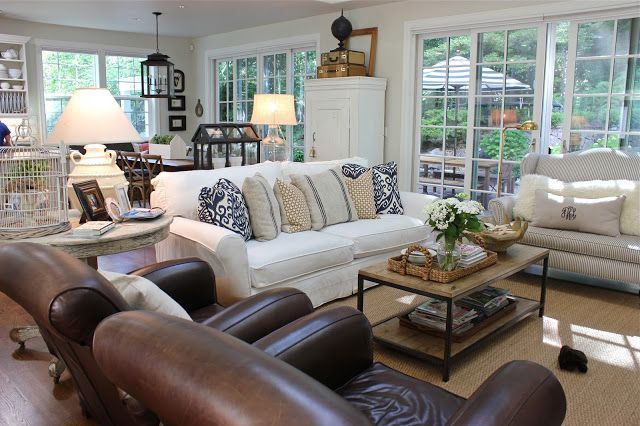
[214,48,316,161]
[42,50,98,135]
[564,17,640,151]
[106,55,150,137]
[418,27,541,206]
[217,59,234,122]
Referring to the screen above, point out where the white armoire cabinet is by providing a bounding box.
[304,77,386,164]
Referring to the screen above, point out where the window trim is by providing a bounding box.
[35,38,158,141]
[400,1,640,191]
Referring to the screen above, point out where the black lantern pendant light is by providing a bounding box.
[141,12,174,98]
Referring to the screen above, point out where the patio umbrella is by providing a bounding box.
[422,55,530,92]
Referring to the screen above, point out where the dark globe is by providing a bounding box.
[331,11,352,50]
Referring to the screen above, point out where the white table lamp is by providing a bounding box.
[46,88,143,210]
[251,94,297,162]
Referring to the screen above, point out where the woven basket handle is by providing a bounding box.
[463,232,486,249]
[404,244,434,268]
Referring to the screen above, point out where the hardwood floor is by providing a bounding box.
[0,247,155,426]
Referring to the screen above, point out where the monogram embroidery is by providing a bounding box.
[561,206,577,221]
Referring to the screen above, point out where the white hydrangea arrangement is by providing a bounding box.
[424,193,485,243]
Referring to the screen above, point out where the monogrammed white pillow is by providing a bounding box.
[531,190,626,237]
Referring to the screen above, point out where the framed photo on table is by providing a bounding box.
[168,95,186,111]
[173,69,185,93]
[169,115,186,131]
[114,183,131,213]
[72,180,110,221]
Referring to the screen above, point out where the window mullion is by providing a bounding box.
[532,22,548,153]
[464,32,479,193]
[540,22,557,153]
[562,22,579,151]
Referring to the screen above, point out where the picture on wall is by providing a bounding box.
[174,69,185,93]
[169,115,186,131]
[168,95,186,111]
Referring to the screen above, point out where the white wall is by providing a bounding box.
[0,17,195,144]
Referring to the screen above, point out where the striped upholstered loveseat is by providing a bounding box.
[489,149,640,290]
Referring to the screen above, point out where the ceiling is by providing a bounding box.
[0,0,397,38]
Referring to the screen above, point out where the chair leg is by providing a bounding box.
[48,357,66,384]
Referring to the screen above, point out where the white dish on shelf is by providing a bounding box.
[0,63,6,70]
[7,69,21,79]
[1,49,18,59]
[0,82,10,90]
[12,85,23,90]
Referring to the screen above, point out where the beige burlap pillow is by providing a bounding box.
[343,169,377,219]
[273,178,311,233]
[290,168,358,230]
[531,190,625,237]
[242,173,281,241]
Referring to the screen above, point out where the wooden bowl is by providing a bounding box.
[479,219,528,252]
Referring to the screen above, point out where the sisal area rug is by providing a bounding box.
[321,272,640,426]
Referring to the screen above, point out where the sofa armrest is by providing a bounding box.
[129,258,217,312]
[253,306,373,389]
[165,217,251,305]
[202,288,314,344]
[448,360,566,426]
[400,191,438,221]
[488,195,517,224]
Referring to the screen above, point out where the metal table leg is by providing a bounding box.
[443,298,453,382]
[539,255,549,317]
[357,275,364,312]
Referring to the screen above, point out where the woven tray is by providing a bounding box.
[387,243,498,283]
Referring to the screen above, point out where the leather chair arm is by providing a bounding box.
[447,360,566,426]
[253,306,373,389]
[202,288,314,344]
[129,258,217,312]
[94,311,370,426]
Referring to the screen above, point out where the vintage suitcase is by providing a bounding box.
[321,50,365,66]
[317,64,367,78]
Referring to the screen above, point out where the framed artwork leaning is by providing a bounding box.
[72,180,110,221]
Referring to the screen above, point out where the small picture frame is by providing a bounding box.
[173,69,185,93]
[114,183,131,213]
[72,180,110,221]
[169,115,186,131]
[105,197,123,222]
[168,95,186,111]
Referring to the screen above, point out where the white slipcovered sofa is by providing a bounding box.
[489,149,640,291]
[151,158,437,307]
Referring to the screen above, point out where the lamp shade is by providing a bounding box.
[46,88,143,145]
[250,94,297,126]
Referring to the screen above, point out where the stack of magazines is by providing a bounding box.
[458,244,487,268]
[408,299,478,335]
[458,287,510,317]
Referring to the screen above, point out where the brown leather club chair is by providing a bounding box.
[0,242,313,425]
[94,309,567,426]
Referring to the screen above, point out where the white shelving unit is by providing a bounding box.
[304,77,387,165]
[0,34,30,117]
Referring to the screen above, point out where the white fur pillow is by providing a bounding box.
[514,174,640,236]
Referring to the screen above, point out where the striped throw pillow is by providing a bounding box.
[290,168,358,230]
[242,173,281,241]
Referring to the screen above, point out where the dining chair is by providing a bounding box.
[117,151,145,207]
[141,154,164,207]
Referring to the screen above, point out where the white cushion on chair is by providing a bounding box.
[246,231,354,288]
[320,214,429,258]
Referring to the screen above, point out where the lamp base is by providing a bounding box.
[261,126,291,162]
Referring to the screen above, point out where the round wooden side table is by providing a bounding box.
[1,215,173,382]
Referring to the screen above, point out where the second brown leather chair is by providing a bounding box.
[94,308,567,426]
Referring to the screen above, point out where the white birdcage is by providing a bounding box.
[0,145,70,239]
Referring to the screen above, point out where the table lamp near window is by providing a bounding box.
[250,94,297,162]
[46,88,143,210]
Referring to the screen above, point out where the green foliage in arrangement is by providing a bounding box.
[151,134,173,145]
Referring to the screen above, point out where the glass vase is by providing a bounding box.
[437,235,460,272]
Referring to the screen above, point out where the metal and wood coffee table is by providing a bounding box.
[357,244,549,381]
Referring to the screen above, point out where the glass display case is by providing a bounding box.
[190,123,262,169]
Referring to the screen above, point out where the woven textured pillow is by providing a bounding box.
[198,178,252,241]
[242,173,281,241]
[290,168,358,230]
[342,169,377,219]
[273,178,312,233]
[342,162,403,214]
